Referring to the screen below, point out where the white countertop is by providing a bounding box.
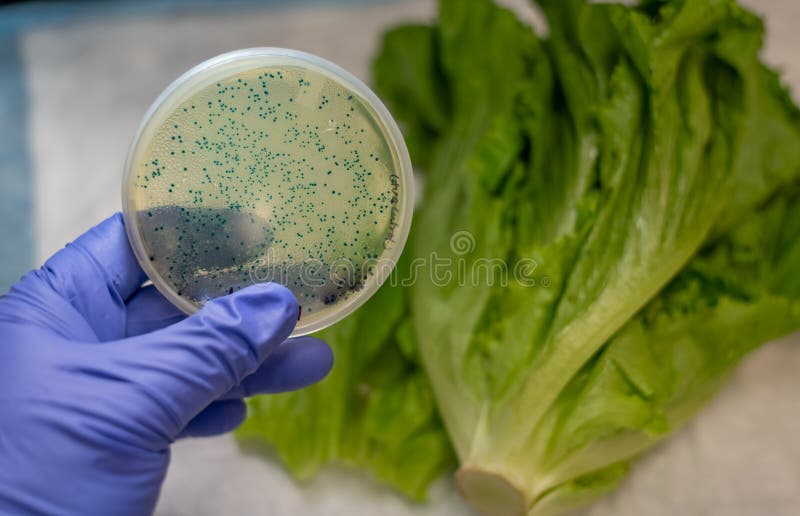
[18,1,800,514]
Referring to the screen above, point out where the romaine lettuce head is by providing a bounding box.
[375,0,800,514]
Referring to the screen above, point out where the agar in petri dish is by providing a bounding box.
[122,49,413,335]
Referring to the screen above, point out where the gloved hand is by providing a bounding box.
[0,214,333,516]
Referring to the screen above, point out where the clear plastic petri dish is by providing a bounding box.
[122,48,413,336]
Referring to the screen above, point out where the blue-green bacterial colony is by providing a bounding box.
[129,65,401,324]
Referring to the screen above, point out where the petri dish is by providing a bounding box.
[122,48,413,336]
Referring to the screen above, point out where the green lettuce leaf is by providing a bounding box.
[373,25,449,171]
[529,185,800,515]
[237,252,455,501]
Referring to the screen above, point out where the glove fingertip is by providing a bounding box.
[237,336,334,396]
[296,336,334,381]
[180,399,247,438]
[200,282,299,358]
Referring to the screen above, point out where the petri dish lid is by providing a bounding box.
[122,48,413,336]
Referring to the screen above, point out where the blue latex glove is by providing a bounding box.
[0,214,333,515]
